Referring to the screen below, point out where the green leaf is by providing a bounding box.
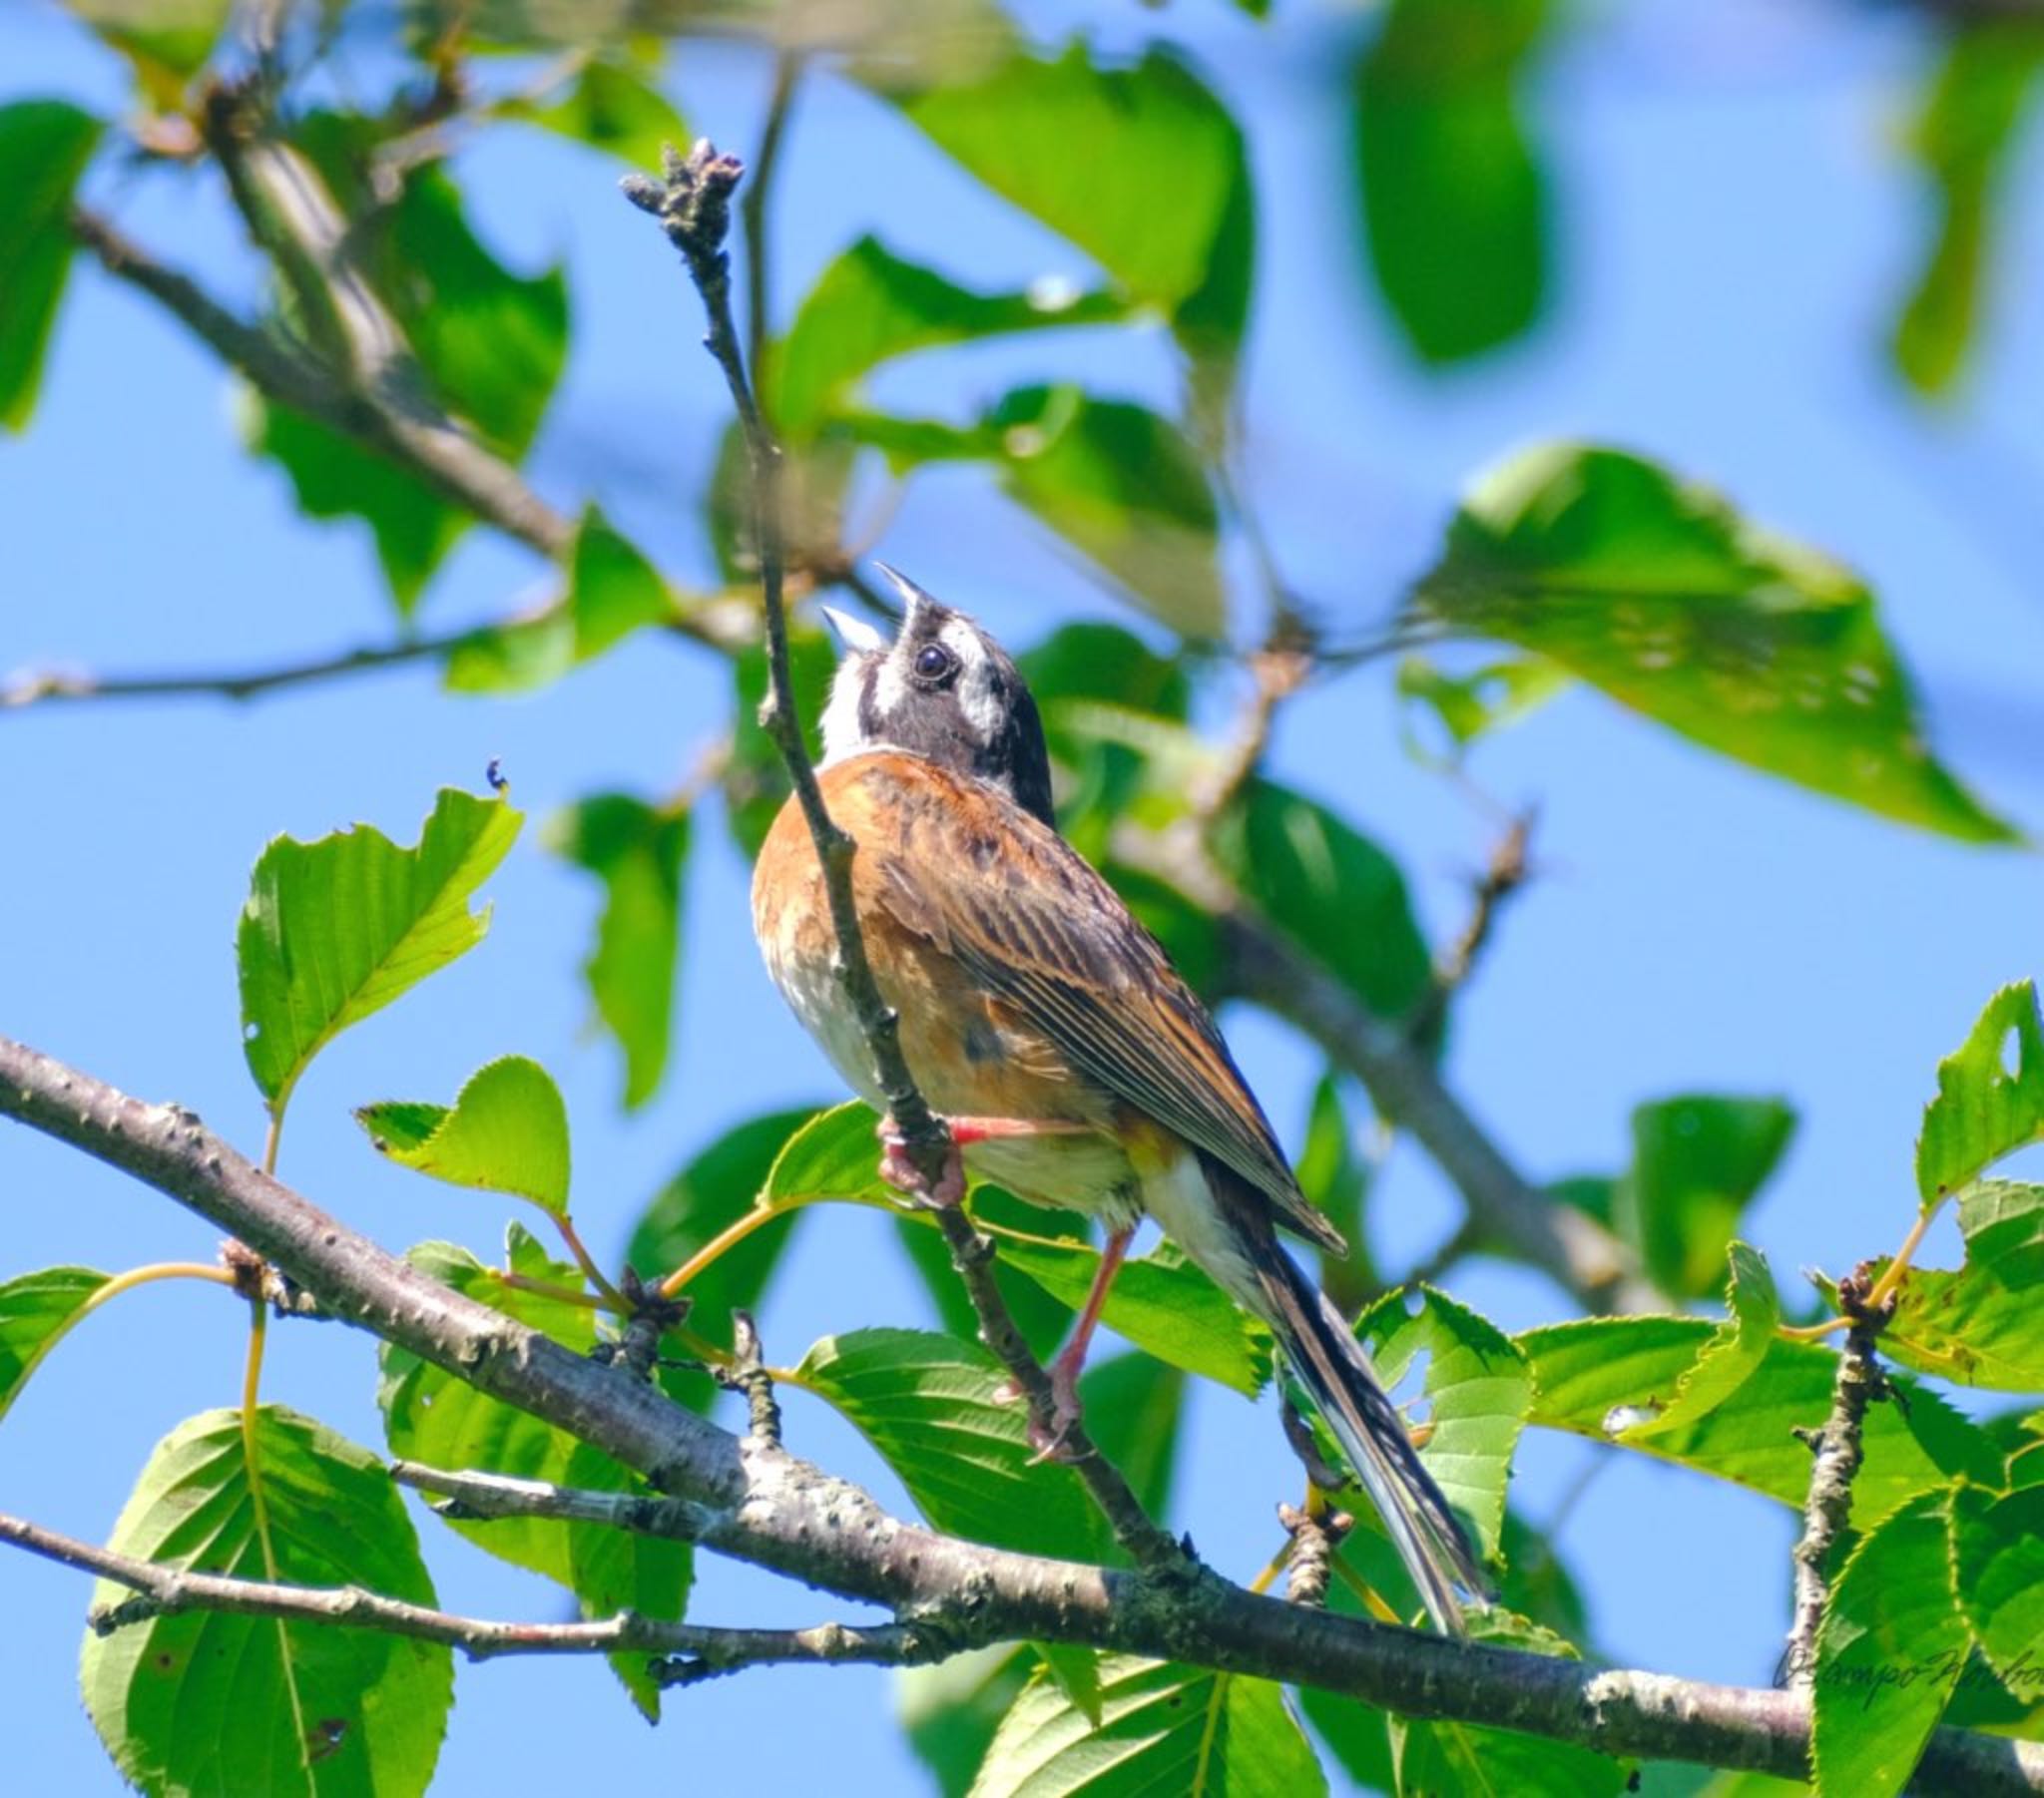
[773,235,1122,439]
[1032,1642,1105,1729]
[725,630,839,858]
[1077,1351,1186,1522]
[792,1327,1108,1562]
[569,508,673,660]
[1892,24,2044,397]
[1810,1489,1969,1798]
[969,1655,1327,1798]
[1296,1072,1379,1307]
[897,1183,1078,1364]
[1876,1266,2044,1395]
[1620,1097,1795,1301]
[1950,1483,2044,1690]
[1389,1610,1627,1797]
[1623,1241,1781,1439]
[0,101,104,432]
[81,1406,452,1796]
[553,791,691,1109]
[1519,1315,2000,1519]
[991,1232,1272,1396]
[1917,983,2044,1205]
[1395,653,1569,764]
[506,55,688,174]
[628,1106,821,1412]
[900,1644,1035,1798]
[68,1,230,103]
[1354,1285,1530,1561]
[354,1054,571,1216]
[378,1229,690,1718]
[1020,623,1188,746]
[1959,1179,2044,1285]
[238,787,523,1121]
[884,44,1251,337]
[1352,0,1552,364]
[1415,445,2020,842]
[1213,778,1437,1028]
[0,1266,109,1423]
[763,1101,896,1207]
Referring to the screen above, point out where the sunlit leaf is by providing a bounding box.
[68,0,229,104]
[0,1266,109,1424]
[570,508,673,659]
[0,101,104,432]
[354,1054,571,1216]
[81,1407,452,1795]
[1354,1284,1530,1561]
[897,1182,1078,1363]
[1892,23,2044,398]
[379,1229,690,1718]
[553,791,691,1109]
[1623,1241,1780,1439]
[901,1644,1035,1798]
[1950,1483,2044,1691]
[1917,982,2044,1206]
[1810,1488,1968,1798]
[970,1654,1326,1798]
[793,1327,1109,1562]
[1620,1097,1794,1301]
[762,1101,895,1208]
[725,630,838,858]
[1078,1351,1186,1522]
[1352,0,1552,363]
[506,55,688,174]
[238,787,523,1122]
[773,235,1122,438]
[1414,445,2019,842]
[1296,1072,1379,1309]
[1395,653,1569,765]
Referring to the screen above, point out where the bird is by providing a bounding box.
[750,565,1487,1633]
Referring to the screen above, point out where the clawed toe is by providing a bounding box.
[874,1117,966,1207]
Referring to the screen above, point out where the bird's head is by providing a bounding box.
[817,567,1056,827]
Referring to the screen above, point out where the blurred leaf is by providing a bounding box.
[1353,0,1552,364]
[238,787,522,1121]
[1077,1351,1186,1522]
[1390,1610,1627,1797]
[1395,653,1568,765]
[1950,1483,2044,1691]
[380,1228,691,1717]
[506,55,688,172]
[354,1054,571,1215]
[1959,1179,2044,1286]
[793,1327,1109,1561]
[1619,1096,1794,1301]
[883,43,1252,351]
[1893,23,2044,398]
[1296,1072,1378,1304]
[726,630,838,857]
[68,1,229,103]
[0,1266,108,1423]
[553,791,690,1109]
[1020,622,1188,745]
[1625,1242,1780,1439]
[709,417,855,588]
[630,1105,821,1412]
[1917,982,2044,1206]
[773,234,1122,438]
[897,1182,1076,1363]
[0,101,103,433]
[1520,1314,2000,1519]
[1354,1284,1530,1560]
[901,1644,1034,1798]
[81,1407,451,1794]
[991,1231,1273,1396]
[1213,778,1436,1028]
[1415,445,2020,842]
[970,1655,1326,1798]
[570,508,673,657]
[1810,1489,1967,1798]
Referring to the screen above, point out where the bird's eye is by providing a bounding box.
[912,643,956,682]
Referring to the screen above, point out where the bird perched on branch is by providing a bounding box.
[751,566,1486,1633]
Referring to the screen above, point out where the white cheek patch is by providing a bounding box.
[941,619,1001,744]
[818,659,871,765]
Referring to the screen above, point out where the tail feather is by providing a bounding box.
[1214,1175,1486,1633]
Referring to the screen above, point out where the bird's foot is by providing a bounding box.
[1020,1352,1087,1465]
[875,1117,966,1208]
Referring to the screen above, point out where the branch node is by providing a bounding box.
[716,1310,783,1447]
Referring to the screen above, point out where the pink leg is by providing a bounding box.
[1029,1225,1134,1462]
[875,1114,1089,1208]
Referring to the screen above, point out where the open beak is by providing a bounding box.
[817,605,887,656]
[870,561,940,622]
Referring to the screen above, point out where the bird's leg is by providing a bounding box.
[874,1114,1088,1209]
[1025,1224,1134,1463]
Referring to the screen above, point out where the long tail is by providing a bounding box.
[1210,1170,1486,1633]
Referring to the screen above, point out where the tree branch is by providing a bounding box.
[1782,1269,1892,1688]
[621,142,1178,1569]
[6,1040,2043,1791]
[0,1510,930,1672]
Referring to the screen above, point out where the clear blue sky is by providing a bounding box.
[4,2,2042,1792]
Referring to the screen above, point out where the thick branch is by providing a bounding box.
[1783,1274,1891,1687]
[0,1511,926,1672]
[6,1041,2043,1792]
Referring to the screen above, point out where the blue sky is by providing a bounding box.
[4,1,2042,1791]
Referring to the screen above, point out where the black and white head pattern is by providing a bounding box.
[819,567,1056,827]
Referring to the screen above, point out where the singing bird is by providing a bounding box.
[751,568,1485,1632]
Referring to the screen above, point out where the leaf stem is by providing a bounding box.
[657,1192,829,1302]
[552,1212,629,1311]
[1862,1207,1934,1313]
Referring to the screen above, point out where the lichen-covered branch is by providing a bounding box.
[4,1039,2041,1793]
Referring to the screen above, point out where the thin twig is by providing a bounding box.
[391,1462,707,1538]
[1196,642,1313,822]
[1781,1268,1894,1689]
[0,1510,927,1670]
[1406,809,1536,1046]
[743,52,803,407]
